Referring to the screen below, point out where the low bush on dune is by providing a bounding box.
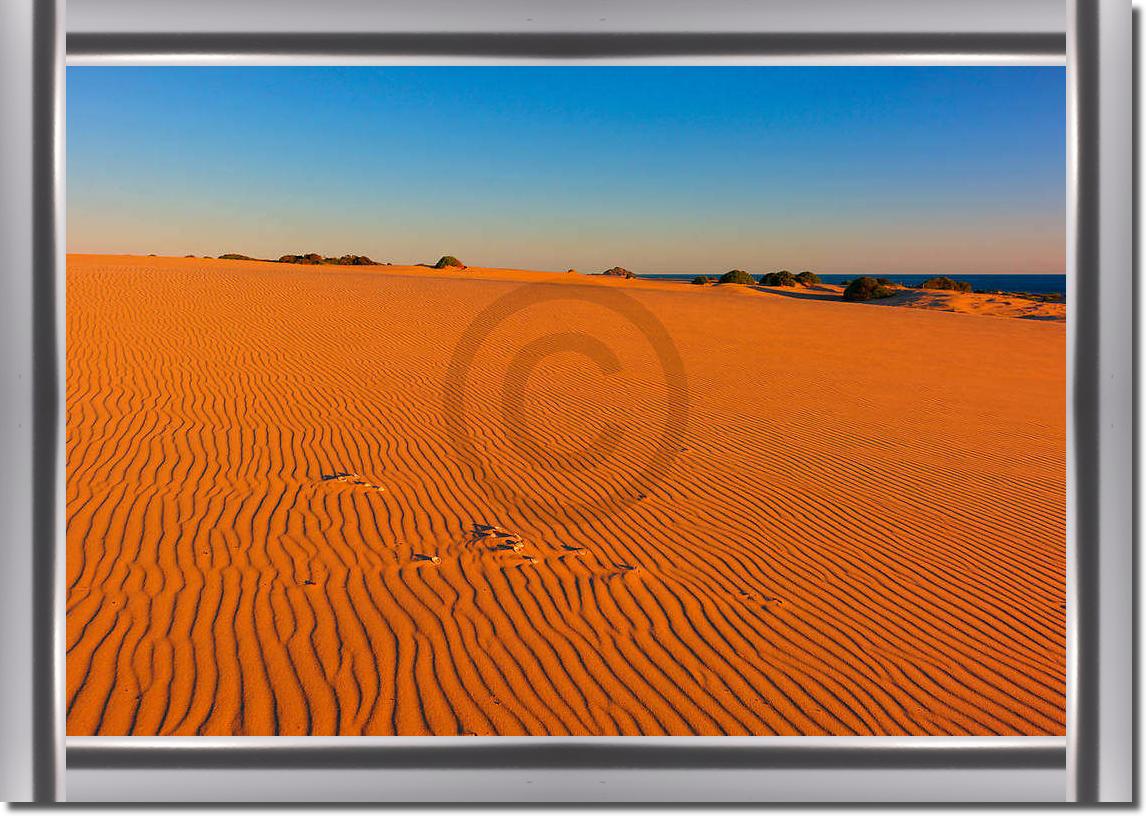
[920,276,973,293]
[876,277,896,287]
[691,275,711,285]
[601,266,635,278]
[276,253,381,266]
[218,253,255,260]
[331,254,380,266]
[718,269,756,285]
[794,270,821,286]
[279,253,325,264]
[434,255,465,269]
[759,270,797,287]
[843,276,897,302]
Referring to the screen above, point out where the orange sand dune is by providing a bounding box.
[828,285,1065,321]
[66,254,1065,736]
[880,288,1066,321]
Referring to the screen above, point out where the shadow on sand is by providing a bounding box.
[749,285,840,303]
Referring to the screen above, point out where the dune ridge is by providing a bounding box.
[66,255,1065,736]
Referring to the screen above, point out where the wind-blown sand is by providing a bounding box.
[66,255,1065,736]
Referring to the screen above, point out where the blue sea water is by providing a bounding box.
[641,273,1067,297]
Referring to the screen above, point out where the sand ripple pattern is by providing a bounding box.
[66,257,1065,736]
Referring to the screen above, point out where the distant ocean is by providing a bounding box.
[641,273,1067,297]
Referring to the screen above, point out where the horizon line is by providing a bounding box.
[63,252,1065,277]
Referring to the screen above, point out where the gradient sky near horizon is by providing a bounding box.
[67,66,1065,275]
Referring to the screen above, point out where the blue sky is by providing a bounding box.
[67,66,1064,275]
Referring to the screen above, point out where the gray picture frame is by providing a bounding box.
[0,0,1131,803]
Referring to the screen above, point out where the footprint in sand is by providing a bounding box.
[587,563,639,581]
[470,522,527,553]
[471,522,605,571]
[556,549,587,561]
[472,523,551,571]
[320,471,386,492]
[470,522,517,541]
[739,588,784,607]
[500,556,541,572]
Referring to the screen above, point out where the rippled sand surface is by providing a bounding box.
[66,255,1065,736]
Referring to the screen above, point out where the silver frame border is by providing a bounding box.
[1065,0,1134,804]
[66,31,1065,62]
[0,0,1130,803]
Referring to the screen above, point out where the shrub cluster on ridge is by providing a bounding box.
[718,269,755,285]
[759,270,798,287]
[278,253,381,266]
[920,276,973,293]
[843,276,897,302]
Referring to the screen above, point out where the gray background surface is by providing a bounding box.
[1,0,1132,804]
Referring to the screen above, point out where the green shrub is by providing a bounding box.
[601,266,635,278]
[794,270,821,286]
[218,253,255,260]
[434,255,465,269]
[843,276,897,302]
[718,269,756,285]
[277,253,380,265]
[760,270,797,287]
[691,275,711,285]
[920,276,973,293]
